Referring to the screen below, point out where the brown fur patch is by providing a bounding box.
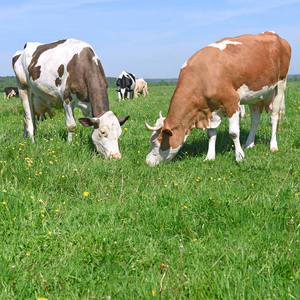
[12,54,21,69]
[65,47,109,117]
[28,40,66,81]
[160,131,171,151]
[55,78,62,87]
[57,64,64,77]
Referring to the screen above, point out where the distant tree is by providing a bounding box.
[0,76,17,92]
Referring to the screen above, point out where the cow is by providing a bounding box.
[117,71,136,100]
[145,32,291,166]
[4,87,19,99]
[7,89,17,99]
[134,78,149,98]
[12,39,129,160]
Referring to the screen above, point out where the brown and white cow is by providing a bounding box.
[134,78,149,98]
[145,32,291,166]
[13,39,129,160]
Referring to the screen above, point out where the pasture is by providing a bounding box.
[0,83,299,299]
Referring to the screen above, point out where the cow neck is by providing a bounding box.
[166,89,200,140]
[87,77,110,118]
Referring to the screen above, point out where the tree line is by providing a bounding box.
[3,75,300,92]
[0,76,177,92]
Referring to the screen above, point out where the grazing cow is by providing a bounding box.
[117,71,136,100]
[134,78,149,98]
[7,89,17,99]
[4,87,19,99]
[145,32,291,166]
[13,39,129,160]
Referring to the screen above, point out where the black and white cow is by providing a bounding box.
[116,71,136,101]
[4,87,19,99]
[13,39,129,160]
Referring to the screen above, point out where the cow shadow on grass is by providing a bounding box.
[172,128,271,163]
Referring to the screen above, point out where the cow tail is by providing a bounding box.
[277,96,285,133]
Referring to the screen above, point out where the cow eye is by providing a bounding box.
[99,130,107,137]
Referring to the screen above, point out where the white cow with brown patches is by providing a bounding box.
[13,39,129,160]
[145,32,291,166]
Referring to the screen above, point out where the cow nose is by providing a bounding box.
[110,153,122,160]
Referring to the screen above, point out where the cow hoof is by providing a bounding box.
[110,153,122,160]
[235,151,245,162]
[244,142,254,149]
[271,147,278,152]
[204,155,215,162]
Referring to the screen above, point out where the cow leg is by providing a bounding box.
[19,89,35,142]
[228,110,244,162]
[118,91,121,101]
[204,109,225,161]
[204,128,217,161]
[270,79,286,151]
[63,100,76,142]
[244,104,261,149]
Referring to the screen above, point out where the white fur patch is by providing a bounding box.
[181,61,188,69]
[261,31,276,34]
[237,84,276,104]
[208,40,242,51]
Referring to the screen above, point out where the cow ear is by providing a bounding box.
[162,129,173,136]
[162,120,173,136]
[78,117,100,129]
[118,115,130,126]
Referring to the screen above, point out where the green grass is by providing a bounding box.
[0,83,299,299]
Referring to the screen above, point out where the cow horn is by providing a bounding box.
[159,111,163,119]
[144,120,163,131]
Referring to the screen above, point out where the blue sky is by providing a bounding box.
[1,0,299,78]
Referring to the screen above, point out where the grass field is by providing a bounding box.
[0,83,299,299]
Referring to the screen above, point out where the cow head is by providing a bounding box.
[145,111,185,166]
[79,111,129,159]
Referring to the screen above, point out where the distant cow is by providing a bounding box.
[13,39,129,160]
[4,87,19,99]
[134,78,148,98]
[117,71,136,100]
[145,32,291,166]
